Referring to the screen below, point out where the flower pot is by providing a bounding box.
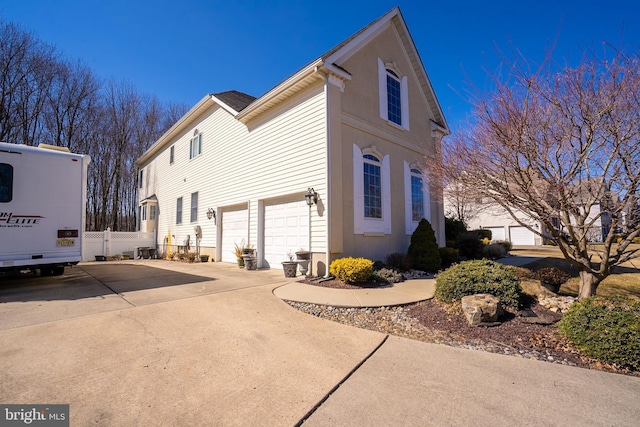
[95,255,106,262]
[282,261,297,278]
[200,255,209,263]
[295,251,311,260]
[245,257,257,270]
[237,258,245,268]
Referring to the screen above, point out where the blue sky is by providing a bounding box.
[2,0,639,131]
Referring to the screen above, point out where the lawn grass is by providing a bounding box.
[511,248,640,300]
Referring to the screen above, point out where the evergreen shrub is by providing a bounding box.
[329,257,373,284]
[559,297,640,371]
[435,259,522,308]
[407,219,441,272]
[456,231,484,259]
[438,247,459,268]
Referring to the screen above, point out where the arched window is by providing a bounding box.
[363,154,382,218]
[378,59,409,130]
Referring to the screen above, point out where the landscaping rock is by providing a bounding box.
[461,294,503,326]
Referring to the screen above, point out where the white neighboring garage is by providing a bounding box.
[263,199,309,269]
[220,206,248,263]
[485,226,506,242]
[509,226,536,246]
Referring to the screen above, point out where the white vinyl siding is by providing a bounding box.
[139,84,327,256]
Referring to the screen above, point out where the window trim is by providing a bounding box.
[378,58,409,130]
[363,154,382,219]
[169,145,175,164]
[353,144,391,235]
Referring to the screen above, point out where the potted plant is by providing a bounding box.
[535,267,571,293]
[282,251,297,278]
[234,242,245,268]
[295,249,311,276]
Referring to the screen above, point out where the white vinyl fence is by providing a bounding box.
[82,228,156,261]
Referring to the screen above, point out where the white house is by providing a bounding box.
[136,7,449,276]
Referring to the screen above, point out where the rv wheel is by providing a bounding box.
[52,266,65,276]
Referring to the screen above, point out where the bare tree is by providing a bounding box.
[445,46,640,299]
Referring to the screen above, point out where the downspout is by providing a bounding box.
[317,66,332,277]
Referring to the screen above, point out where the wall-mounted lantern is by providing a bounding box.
[305,188,318,207]
[206,208,216,224]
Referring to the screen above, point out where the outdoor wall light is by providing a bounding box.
[207,208,216,224]
[305,188,318,207]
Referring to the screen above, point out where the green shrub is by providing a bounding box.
[407,219,441,272]
[438,247,459,268]
[482,243,507,259]
[385,252,412,271]
[559,297,640,371]
[471,229,492,241]
[372,268,404,284]
[445,217,467,241]
[456,231,484,259]
[494,240,513,252]
[435,259,522,308]
[329,257,374,284]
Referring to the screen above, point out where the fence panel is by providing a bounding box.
[82,229,156,261]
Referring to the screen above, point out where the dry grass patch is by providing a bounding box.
[511,248,640,300]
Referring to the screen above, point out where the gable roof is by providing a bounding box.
[137,7,448,166]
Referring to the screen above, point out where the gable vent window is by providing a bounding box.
[378,58,409,130]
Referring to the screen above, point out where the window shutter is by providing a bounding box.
[378,58,387,121]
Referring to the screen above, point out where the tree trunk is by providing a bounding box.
[578,270,600,300]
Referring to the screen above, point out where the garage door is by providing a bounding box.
[264,199,309,269]
[485,227,505,242]
[221,208,248,263]
[509,226,536,246]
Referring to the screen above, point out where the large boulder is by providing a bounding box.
[461,294,504,326]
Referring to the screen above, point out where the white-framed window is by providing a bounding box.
[404,162,431,234]
[189,130,202,159]
[150,205,157,220]
[190,192,198,222]
[353,144,391,234]
[378,58,409,130]
[170,145,175,164]
[176,197,183,224]
[142,205,147,221]
[363,154,382,219]
[138,169,143,188]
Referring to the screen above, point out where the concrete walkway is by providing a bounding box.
[273,279,435,307]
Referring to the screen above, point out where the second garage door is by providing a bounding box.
[485,227,505,242]
[220,207,248,263]
[264,199,309,268]
[509,226,536,246]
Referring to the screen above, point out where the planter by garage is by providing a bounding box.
[282,261,297,278]
[244,257,257,270]
[200,255,210,263]
[95,255,106,262]
[295,251,311,260]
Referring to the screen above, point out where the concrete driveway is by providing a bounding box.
[1,260,639,426]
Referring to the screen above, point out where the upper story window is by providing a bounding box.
[170,145,175,164]
[386,70,402,126]
[176,197,183,225]
[190,192,198,222]
[0,163,13,203]
[363,154,382,219]
[410,168,424,221]
[378,59,409,130]
[138,169,143,189]
[190,130,202,159]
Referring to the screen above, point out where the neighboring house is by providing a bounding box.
[447,198,611,246]
[135,7,449,276]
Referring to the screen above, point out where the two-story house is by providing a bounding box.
[136,7,449,275]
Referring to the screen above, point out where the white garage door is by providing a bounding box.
[221,208,248,263]
[485,227,505,241]
[264,199,309,269]
[509,226,536,246]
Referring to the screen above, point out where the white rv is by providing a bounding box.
[0,142,90,276]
